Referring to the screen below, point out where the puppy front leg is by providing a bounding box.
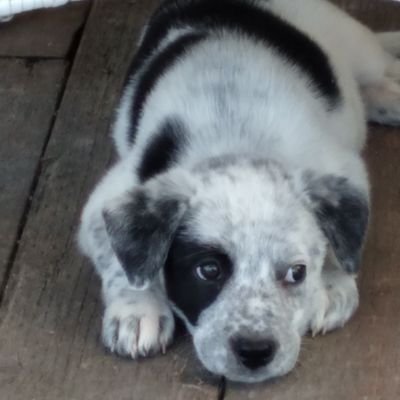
[78,163,175,358]
[309,258,359,336]
[102,270,175,358]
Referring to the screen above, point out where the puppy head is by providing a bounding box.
[104,157,368,382]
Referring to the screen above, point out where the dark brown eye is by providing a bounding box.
[284,264,307,284]
[195,260,222,281]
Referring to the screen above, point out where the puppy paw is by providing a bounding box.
[378,32,400,59]
[309,270,359,336]
[102,290,175,358]
[386,59,400,84]
[363,76,400,126]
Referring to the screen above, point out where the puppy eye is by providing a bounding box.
[284,264,306,284]
[195,260,222,281]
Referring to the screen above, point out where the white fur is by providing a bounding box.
[378,31,400,58]
[78,0,400,383]
[102,282,175,358]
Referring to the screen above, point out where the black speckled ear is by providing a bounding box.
[103,188,187,289]
[304,174,369,274]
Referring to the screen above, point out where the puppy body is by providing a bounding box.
[79,0,400,382]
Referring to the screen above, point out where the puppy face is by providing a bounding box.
[164,159,328,382]
[104,156,367,382]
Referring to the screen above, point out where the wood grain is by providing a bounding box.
[331,0,400,30]
[0,1,218,399]
[0,1,399,400]
[0,1,90,58]
[0,59,66,293]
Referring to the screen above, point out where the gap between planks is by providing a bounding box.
[0,2,92,307]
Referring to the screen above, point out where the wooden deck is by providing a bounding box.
[0,1,399,399]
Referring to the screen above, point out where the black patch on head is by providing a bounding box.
[130,32,206,143]
[138,118,186,182]
[127,0,340,132]
[306,175,369,274]
[165,233,233,325]
[103,190,186,288]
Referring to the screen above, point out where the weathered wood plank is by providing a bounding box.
[226,2,400,399]
[0,1,90,58]
[0,1,219,399]
[0,59,66,293]
[332,0,400,30]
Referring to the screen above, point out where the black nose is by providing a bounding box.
[231,337,278,370]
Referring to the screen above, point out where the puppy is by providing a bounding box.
[78,0,400,383]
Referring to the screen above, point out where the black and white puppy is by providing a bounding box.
[78,0,400,383]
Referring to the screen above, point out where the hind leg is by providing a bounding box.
[264,0,399,126]
[363,31,400,126]
[302,2,400,126]
[326,14,400,126]
[378,32,400,58]
[357,31,400,126]
[362,75,400,126]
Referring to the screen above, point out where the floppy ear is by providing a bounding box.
[103,188,187,289]
[303,174,369,274]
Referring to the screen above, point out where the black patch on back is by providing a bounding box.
[124,0,185,79]
[138,118,186,182]
[127,0,340,132]
[130,32,205,143]
[165,233,233,325]
[307,175,369,274]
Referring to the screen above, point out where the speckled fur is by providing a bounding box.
[78,0,400,383]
